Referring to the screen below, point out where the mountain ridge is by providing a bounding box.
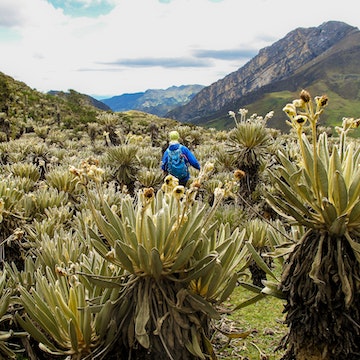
[48,89,111,111]
[166,21,360,130]
[101,84,204,117]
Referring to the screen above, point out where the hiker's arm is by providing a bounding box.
[182,147,200,170]
[161,150,168,171]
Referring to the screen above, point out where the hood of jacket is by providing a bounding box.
[168,142,181,151]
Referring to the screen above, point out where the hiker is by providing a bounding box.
[161,130,200,186]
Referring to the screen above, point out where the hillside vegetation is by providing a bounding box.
[1,71,360,360]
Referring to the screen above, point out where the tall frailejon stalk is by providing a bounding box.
[267,90,360,360]
[282,90,329,210]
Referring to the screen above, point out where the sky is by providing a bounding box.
[0,0,359,99]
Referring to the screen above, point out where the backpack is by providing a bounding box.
[166,147,188,180]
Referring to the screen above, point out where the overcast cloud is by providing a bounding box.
[0,0,359,97]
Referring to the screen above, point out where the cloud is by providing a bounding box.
[0,0,28,27]
[101,57,212,68]
[0,0,65,29]
[193,48,258,61]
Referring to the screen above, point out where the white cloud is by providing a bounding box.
[0,0,359,96]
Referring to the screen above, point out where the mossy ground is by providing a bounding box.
[213,278,287,360]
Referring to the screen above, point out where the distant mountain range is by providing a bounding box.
[100,85,204,117]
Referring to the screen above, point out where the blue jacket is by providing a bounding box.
[161,142,200,181]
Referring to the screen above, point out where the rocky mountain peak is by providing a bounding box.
[167,21,358,124]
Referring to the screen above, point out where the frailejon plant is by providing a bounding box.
[15,262,119,359]
[244,219,273,288]
[7,162,40,182]
[0,178,28,269]
[105,144,140,194]
[45,167,82,198]
[97,112,121,146]
[0,270,27,359]
[266,90,360,360]
[136,168,164,189]
[227,109,274,202]
[8,216,120,359]
[73,159,246,360]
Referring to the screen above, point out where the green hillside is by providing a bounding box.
[0,72,108,139]
[202,83,360,137]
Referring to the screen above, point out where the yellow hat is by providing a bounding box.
[169,130,180,141]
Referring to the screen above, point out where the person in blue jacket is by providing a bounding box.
[161,130,201,186]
